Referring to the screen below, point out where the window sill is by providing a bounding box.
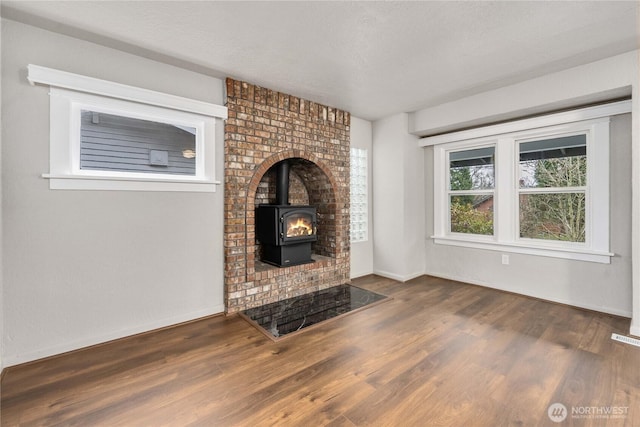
[43,174,221,192]
[432,235,613,264]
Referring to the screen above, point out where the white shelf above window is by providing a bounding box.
[27,64,227,119]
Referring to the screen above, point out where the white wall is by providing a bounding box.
[372,113,425,281]
[411,51,639,323]
[350,117,374,278]
[631,54,640,337]
[1,19,226,367]
[0,17,4,372]
[402,120,426,280]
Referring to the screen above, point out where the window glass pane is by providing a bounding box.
[519,193,585,242]
[450,195,494,235]
[80,110,196,175]
[449,147,495,190]
[519,135,586,188]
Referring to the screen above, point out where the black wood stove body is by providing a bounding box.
[256,161,317,267]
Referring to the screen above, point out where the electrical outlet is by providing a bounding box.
[501,254,509,265]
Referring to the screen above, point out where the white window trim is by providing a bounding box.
[429,101,631,264]
[28,64,227,192]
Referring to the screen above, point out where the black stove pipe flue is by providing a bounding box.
[276,160,290,205]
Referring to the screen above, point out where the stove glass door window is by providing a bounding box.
[286,214,314,237]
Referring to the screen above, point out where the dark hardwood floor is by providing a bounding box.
[2,275,638,426]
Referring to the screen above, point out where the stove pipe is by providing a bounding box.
[276,160,290,205]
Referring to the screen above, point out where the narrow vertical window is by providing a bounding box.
[350,147,368,242]
[448,146,495,236]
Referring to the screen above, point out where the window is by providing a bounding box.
[449,146,495,236]
[27,64,227,191]
[427,101,631,263]
[79,110,197,176]
[350,147,368,242]
[518,134,587,243]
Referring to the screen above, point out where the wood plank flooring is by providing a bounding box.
[2,275,638,426]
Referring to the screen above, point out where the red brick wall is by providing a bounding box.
[224,78,351,312]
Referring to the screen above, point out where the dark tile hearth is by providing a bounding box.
[240,284,389,340]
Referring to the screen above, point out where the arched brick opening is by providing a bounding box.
[247,151,343,269]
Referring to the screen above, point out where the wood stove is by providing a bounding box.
[256,160,317,267]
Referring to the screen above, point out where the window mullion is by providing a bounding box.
[448,189,494,196]
[496,138,514,243]
[519,187,587,194]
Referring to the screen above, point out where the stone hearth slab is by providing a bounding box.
[240,284,389,340]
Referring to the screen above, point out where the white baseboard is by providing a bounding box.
[425,271,632,318]
[3,305,224,368]
[350,270,374,280]
[373,269,425,282]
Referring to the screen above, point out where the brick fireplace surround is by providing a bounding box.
[224,78,351,313]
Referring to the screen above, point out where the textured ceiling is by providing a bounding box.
[3,1,639,120]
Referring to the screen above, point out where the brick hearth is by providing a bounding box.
[224,79,351,313]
